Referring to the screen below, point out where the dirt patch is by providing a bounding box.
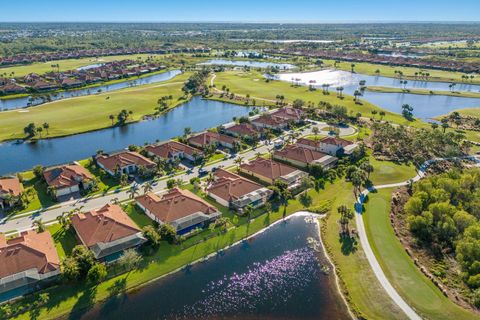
[390,186,478,312]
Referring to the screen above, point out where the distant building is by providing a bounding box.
[136,188,221,235]
[239,158,308,189]
[71,204,146,261]
[145,141,203,163]
[43,164,94,199]
[0,177,23,210]
[273,144,338,169]
[0,230,60,302]
[96,151,156,176]
[207,169,272,212]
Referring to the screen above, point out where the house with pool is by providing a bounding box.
[0,230,60,303]
[239,157,308,189]
[96,151,156,176]
[206,169,272,212]
[135,188,221,235]
[70,204,146,261]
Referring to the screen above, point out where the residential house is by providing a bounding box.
[251,114,289,130]
[0,178,23,209]
[296,137,358,156]
[0,83,27,95]
[273,144,338,170]
[43,164,94,199]
[0,230,60,301]
[59,77,84,88]
[188,132,239,150]
[270,107,304,123]
[96,151,156,176]
[223,123,262,140]
[145,141,203,163]
[207,169,272,212]
[136,188,221,234]
[239,158,308,189]
[71,204,146,261]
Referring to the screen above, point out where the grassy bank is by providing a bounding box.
[363,188,478,320]
[0,72,191,142]
[366,86,480,99]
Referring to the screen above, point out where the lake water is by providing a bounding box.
[0,70,182,110]
[199,59,295,70]
[273,70,480,118]
[0,97,254,175]
[76,215,350,320]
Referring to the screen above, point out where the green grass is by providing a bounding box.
[443,108,480,118]
[0,72,191,142]
[0,54,165,77]
[123,203,153,228]
[363,188,478,320]
[78,159,120,194]
[366,86,480,99]
[369,156,417,185]
[47,224,78,259]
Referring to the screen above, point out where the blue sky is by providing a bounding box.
[1,0,479,22]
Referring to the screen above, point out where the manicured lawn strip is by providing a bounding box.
[213,70,429,129]
[0,72,191,142]
[363,188,478,320]
[123,203,153,228]
[320,179,405,319]
[47,224,77,259]
[78,159,120,194]
[368,156,417,185]
[366,86,480,99]
[321,59,480,85]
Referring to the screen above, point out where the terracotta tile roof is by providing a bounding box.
[188,132,237,147]
[296,137,321,148]
[145,141,203,159]
[0,178,23,197]
[274,144,329,165]
[225,123,262,136]
[271,107,304,121]
[136,188,218,223]
[252,114,288,127]
[43,164,94,188]
[207,169,266,202]
[320,136,353,147]
[240,158,298,180]
[71,204,141,247]
[96,151,155,172]
[0,230,60,278]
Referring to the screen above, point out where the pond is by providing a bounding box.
[272,70,480,119]
[0,70,182,111]
[0,97,254,175]
[199,59,295,70]
[76,215,350,320]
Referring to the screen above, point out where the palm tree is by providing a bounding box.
[353,90,361,102]
[312,126,320,139]
[143,182,153,194]
[234,156,244,170]
[360,161,374,180]
[33,219,46,233]
[350,63,355,73]
[57,211,73,230]
[127,185,139,199]
[243,204,254,224]
[336,86,344,98]
[337,205,354,235]
[42,122,50,135]
[183,127,192,138]
[109,114,115,125]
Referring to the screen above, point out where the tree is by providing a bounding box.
[61,256,80,281]
[183,127,192,138]
[33,219,46,233]
[360,161,374,180]
[234,156,244,170]
[299,192,313,208]
[353,90,361,102]
[23,123,37,138]
[109,114,115,125]
[292,99,304,108]
[159,224,177,244]
[71,245,95,276]
[57,211,73,230]
[338,205,354,234]
[401,104,414,121]
[33,165,44,178]
[87,263,107,284]
[143,182,153,194]
[42,122,50,135]
[142,225,161,247]
[243,204,254,223]
[117,249,142,272]
[166,178,177,190]
[127,184,139,199]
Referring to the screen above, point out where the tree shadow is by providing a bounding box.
[68,286,97,320]
[96,278,128,318]
[339,235,358,256]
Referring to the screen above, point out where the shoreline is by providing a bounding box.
[66,211,354,320]
[366,85,480,99]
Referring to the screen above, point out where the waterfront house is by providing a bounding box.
[239,158,308,189]
[273,144,338,169]
[43,164,94,199]
[223,123,263,140]
[296,137,358,156]
[0,177,23,210]
[206,169,272,212]
[71,204,146,261]
[145,141,204,163]
[188,132,239,150]
[0,230,60,302]
[96,151,156,176]
[270,107,304,123]
[0,83,27,95]
[136,188,221,235]
[251,114,289,130]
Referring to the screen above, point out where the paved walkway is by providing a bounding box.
[354,155,480,320]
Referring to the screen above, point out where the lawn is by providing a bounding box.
[47,224,78,259]
[368,156,417,185]
[123,203,153,228]
[213,70,429,130]
[78,159,120,194]
[363,188,478,320]
[0,72,191,142]
[366,86,480,99]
